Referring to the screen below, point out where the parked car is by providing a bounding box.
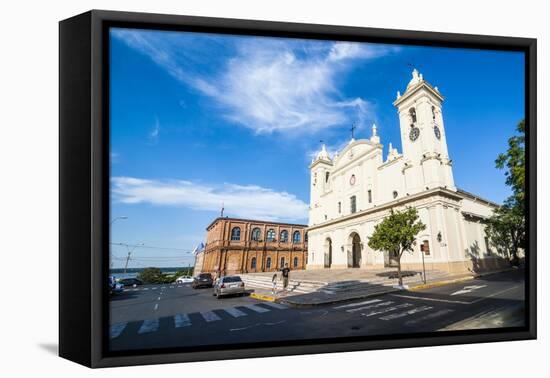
[118,278,143,287]
[214,276,245,299]
[175,275,194,284]
[192,273,214,289]
[109,276,124,295]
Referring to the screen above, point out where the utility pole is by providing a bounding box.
[123,243,144,274]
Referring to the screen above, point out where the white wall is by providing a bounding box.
[1,1,546,378]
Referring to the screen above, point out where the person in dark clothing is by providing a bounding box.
[281,263,290,291]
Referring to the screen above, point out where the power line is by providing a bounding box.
[110,242,195,252]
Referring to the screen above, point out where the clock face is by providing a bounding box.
[434,125,441,140]
[350,174,356,186]
[409,126,420,142]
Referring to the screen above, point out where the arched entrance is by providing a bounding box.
[324,238,332,268]
[348,233,362,268]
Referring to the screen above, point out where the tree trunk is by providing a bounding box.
[396,253,403,287]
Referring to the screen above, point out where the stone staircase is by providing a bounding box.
[240,269,450,295]
[240,274,326,294]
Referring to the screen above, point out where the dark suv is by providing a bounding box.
[192,273,214,289]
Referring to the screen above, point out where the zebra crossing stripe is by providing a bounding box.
[404,309,454,326]
[261,302,288,310]
[346,301,394,313]
[201,311,222,322]
[362,303,413,317]
[138,319,159,334]
[110,323,127,339]
[224,307,248,318]
[244,304,270,313]
[334,299,382,310]
[174,313,192,327]
[379,306,433,321]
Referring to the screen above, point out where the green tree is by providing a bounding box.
[368,207,426,286]
[137,267,165,284]
[484,202,525,264]
[495,119,525,206]
[486,119,526,265]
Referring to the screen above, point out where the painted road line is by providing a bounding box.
[469,285,523,304]
[362,303,413,317]
[390,294,471,305]
[244,304,270,313]
[138,319,159,334]
[151,287,157,290]
[346,301,394,313]
[224,307,248,318]
[379,305,433,321]
[451,285,487,296]
[153,303,159,311]
[110,323,127,339]
[201,311,222,322]
[143,288,149,291]
[333,299,382,310]
[404,309,454,326]
[174,313,192,328]
[262,302,289,310]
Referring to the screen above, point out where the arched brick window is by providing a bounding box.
[230,227,241,241]
[293,256,299,268]
[293,231,301,243]
[266,228,276,242]
[251,257,257,269]
[251,228,261,241]
[280,230,288,243]
[266,257,271,269]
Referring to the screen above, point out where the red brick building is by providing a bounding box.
[199,217,308,276]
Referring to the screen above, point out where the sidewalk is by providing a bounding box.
[247,267,517,307]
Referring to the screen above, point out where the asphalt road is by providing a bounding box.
[109,269,525,352]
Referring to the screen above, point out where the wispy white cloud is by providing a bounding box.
[112,30,399,135]
[148,118,160,144]
[111,176,309,222]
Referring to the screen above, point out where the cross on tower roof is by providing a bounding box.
[350,123,356,139]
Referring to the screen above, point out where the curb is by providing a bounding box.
[249,292,277,302]
[408,276,475,291]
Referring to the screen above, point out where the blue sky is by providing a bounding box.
[109,28,525,268]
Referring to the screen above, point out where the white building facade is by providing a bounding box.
[307,69,503,274]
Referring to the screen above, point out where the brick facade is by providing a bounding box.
[198,217,308,276]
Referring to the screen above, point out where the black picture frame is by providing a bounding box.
[59,9,537,368]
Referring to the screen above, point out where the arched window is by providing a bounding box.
[266,257,272,269]
[251,257,257,269]
[230,227,241,241]
[293,231,301,243]
[393,190,398,199]
[305,232,308,242]
[280,257,285,268]
[431,105,436,120]
[280,230,288,243]
[266,228,276,242]
[251,227,261,241]
[293,257,299,268]
[409,107,417,123]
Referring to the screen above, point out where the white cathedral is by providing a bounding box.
[306,69,504,274]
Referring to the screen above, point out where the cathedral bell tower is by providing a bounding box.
[309,144,333,226]
[393,69,455,194]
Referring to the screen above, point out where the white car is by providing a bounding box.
[176,275,194,284]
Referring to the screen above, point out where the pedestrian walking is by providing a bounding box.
[281,263,290,291]
[271,273,277,294]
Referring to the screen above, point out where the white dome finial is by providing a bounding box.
[372,123,377,137]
